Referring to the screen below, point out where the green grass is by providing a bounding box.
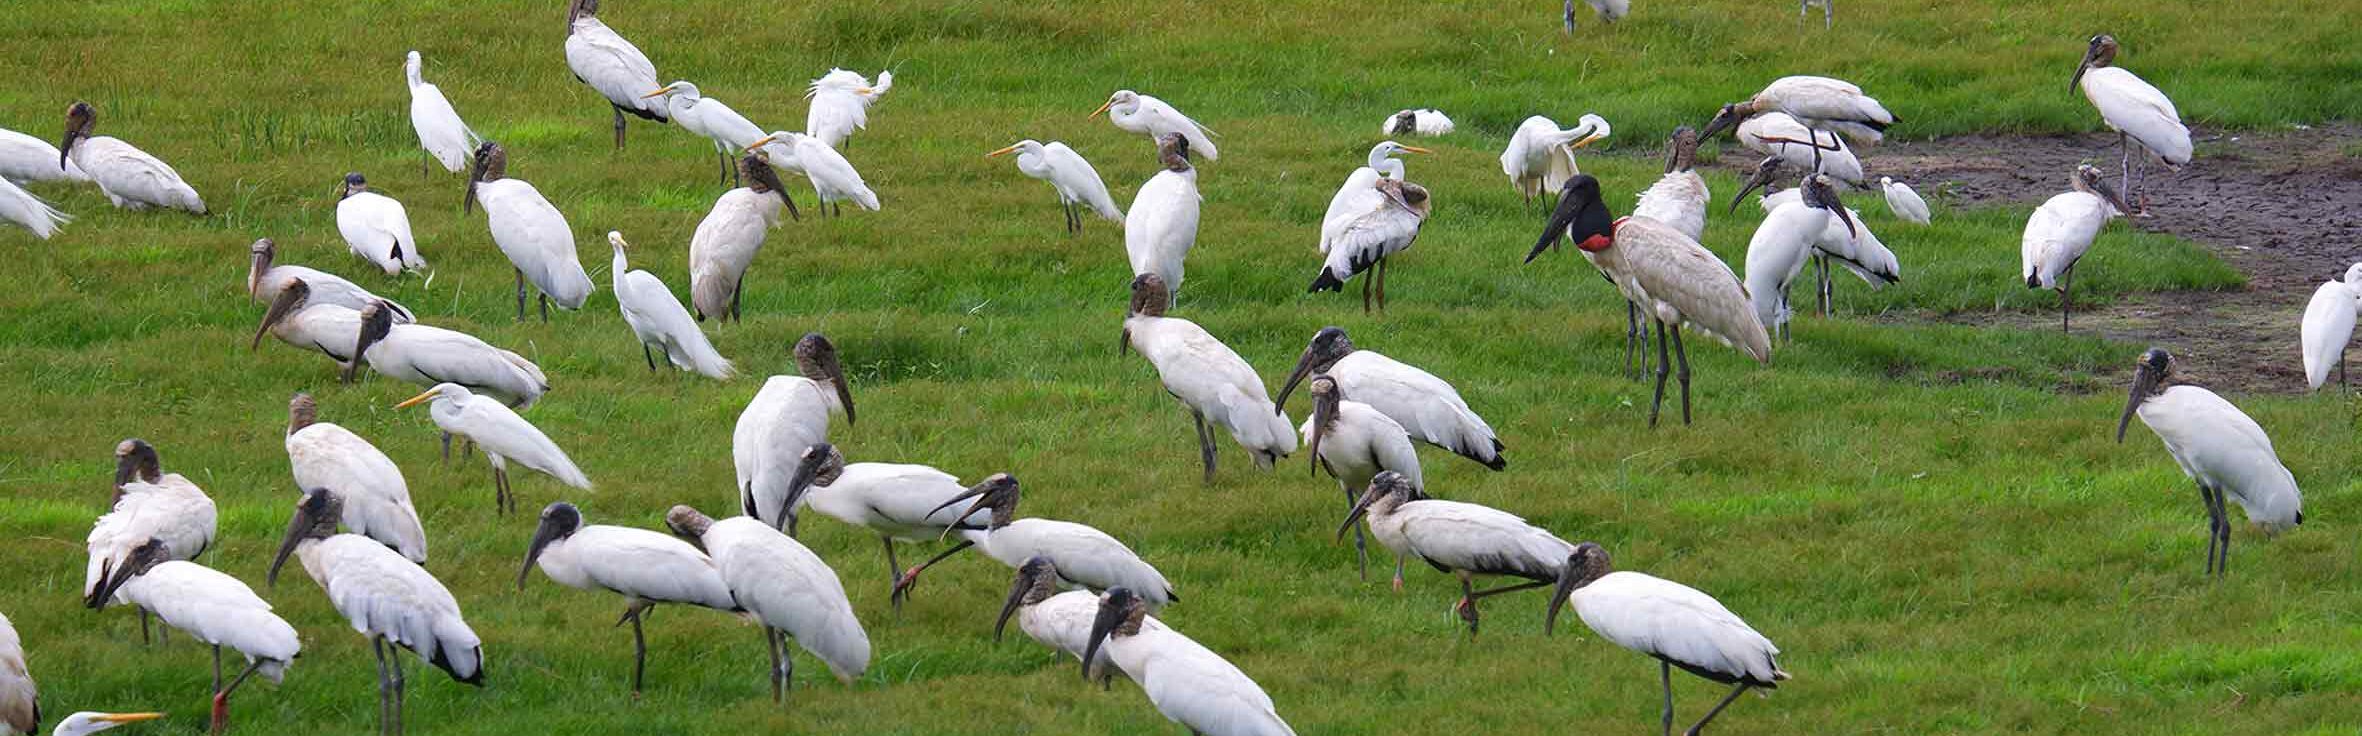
[0,0,2354,733]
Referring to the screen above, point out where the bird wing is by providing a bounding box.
[1621,218,1772,364]
[0,175,68,239]
[409,83,479,172]
[380,324,545,401]
[1130,630,1290,735]
[621,269,732,378]
[796,139,879,210]
[834,463,982,529]
[1046,142,1123,220]
[1319,168,1383,254]
[2083,68,2191,164]
[1335,352,1494,465]
[123,563,301,669]
[1319,188,1425,280]
[450,397,588,488]
[569,527,737,609]
[564,26,662,114]
[0,612,32,736]
[2020,192,2108,288]
[1576,572,1783,685]
[710,518,870,681]
[693,98,767,150]
[997,520,1173,602]
[312,536,481,679]
[2301,282,2359,390]
[1632,171,1709,243]
[79,137,203,212]
[1397,500,1571,579]
[289,424,426,563]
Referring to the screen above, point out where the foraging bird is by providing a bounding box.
[395,383,590,515]
[520,502,739,695]
[993,557,1167,682]
[734,333,856,530]
[642,81,765,187]
[2300,264,2362,391]
[1880,176,1929,224]
[776,443,991,591]
[1125,135,1201,304]
[666,506,869,702]
[988,139,1122,234]
[87,541,298,735]
[1300,375,1422,582]
[1735,112,1864,187]
[0,126,87,183]
[247,239,414,323]
[1500,114,1609,205]
[1320,141,1427,255]
[1703,76,1893,147]
[86,440,217,643]
[805,69,893,150]
[248,285,366,368]
[1340,472,1575,633]
[2021,165,2130,332]
[2117,348,2303,577]
[749,132,878,216]
[564,0,667,148]
[1307,177,1430,312]
[1093,90,1218,161]
[1738,166,1861,339]
[345,300,549,411]
[1563,0,1629,32]
[0,175,67,240]
[1380,109,1453,137]
[285,393,426,563]
[1123,274,1298,483]
[607,231,733,379]
[1800,0,1834,28]
[335,173,425,275]
[2073,34,2191,214]
[893,474,1177,611]
[689,154,799,322]
[1545,542,1789,736]
[466,142,593,321]
[267,488,484,736]
[1273,326,1504,469]
[0,611,29,736]
[1083,588,1295,736]
[405,50,480,175]
[56,102,204,214]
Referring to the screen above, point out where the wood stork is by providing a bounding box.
[0,611,34,736]
[1801,0,1834,27]
[642,81,765,187]
[267,488,484,736]
[689,154,799,322]
[346,300,549,412]
[0,176,67,240]
[776,443,991,593]
[1545,542,1789,736]
[2300,264,2362,391]
[1530,176,1772,426]
[988,140,1123,234]
[520,502,739,694]
[1125,135,1201,304]
[1739,168,1860,340]
[1273,326,1504,469]
[1500,114,1608,206]
[805,69,892,151]
[87,540,299,734]
[336,173,424,275]
[47,713,165,736]
[247,239,414,322]
[2074,34,2191,214]
[1563,0,1628,32]
[465,142,593,321]
[1703,76,1893,147]
[608,231,733,379]
[749,132,878,216]
[1880,177,1930,224]
[2022,165,2130,332]
[892,474,1178,612]
[0,126,87,183]
[564,0,667,149]
[2117,349,2304,577]
[993,557,1167,684]
[1741,160,1893,323]
[395,383,590,515]
[1633,126,1710,243]
[1093,90,1218,161]
[735,333,855,530]
[57,102,203,214]
[1301,375,1422,582]
[86,439,217,644]
[1320,141,1426,256]
[1123,274,1298,482]
[665,506,869,702]
[1735,112,1863,187]
[1308,177,1430,312]
[249,280,368,369]
[286,393,426,563]
[405,50,480,175]
[1380,109,1453,137]
[1084,588,1295,736]
[1339,472,1575,633]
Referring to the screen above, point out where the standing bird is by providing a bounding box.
[2021,165,2130,332]
[805,69,893,151]
[1756,181,1902,319]
[519,503,739,695]
[1737,168,1862,337]
[1272,326,1504,470]
[1545,542,1790,736]
[346,300,548,413]
[0,126,87,183]
[749,132,878,216]
[1633,126,1710,243]
[993,557,1167,682]
[1563,0,1629,32]
[988,139,1122,234]
[0,176,68,240]
[247,239,414,322]
[1301,376,1421,582]
[1093,90,1218,161]
[1880,176,1930,224]
[1380,109,1453,137]
[466,141,593,321]
[1500,114,1609,206]
[2300,264,2362,391]
[86,439,218,644]
[2073,34,2191,214]
[666,506,869,702]
[1801,0,1835,28]
[285,393,426,563]
[1734,112,1864,187]
[1083,588,1295,736]
[564,0,667,149]
[734,333,856,530]
[395,383,591,515]
[689,154,799,322]
[56,102,204,214]
[2117,349,2303,577]
[267,489,484,736]
[336,173,425,275]
[1307,177,1431,312]
[893,474,1177,611]
[1125,135,1202,304]
[1320,141,1427,255]
[1339,472,1575,633]
[1702,76,1894,147]
[641,81,765,187]
[405,50,480,175]
[608,232,733,379]
[0,611,31,736]
[87,541,299,734]
[1123,274,1298,483]
[777,443,991,592]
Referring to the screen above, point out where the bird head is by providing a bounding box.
[663,505,716,548]
[1529,175,1615,263]
[793,333,855,425]
[927,473,1019,535]
[287,392,319,434]
[1305,375,1344,476]
[1274,326,1354,412]
[113,438,162,488]
[519,501,585,590]
[89,537,174,611]
[269,488,344,587]
[781,442,848,535]
[1802,174,1858,239]
[2117,348,2172,442]
[465,141,506,213]
[338,172,368,201]
[1546,541,1614,636]
[1337,471,1417,543]
[1700,101,1753,140]
[2072,164,2132,217]
[1090,90,1139,119]
[59,100,96,166]
[246,238,279,298]
[2073,34,2120,91]
[1664,125,1700,174]
[51,712,165,736]
[994,556,1061,642]
[1082,586,1147,679]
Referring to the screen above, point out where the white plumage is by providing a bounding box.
[1308,178,1429,308]
[106,560,301,685]
[468,144,594,316]
[1500,114,1609,204]
[246,239,414,323]
[57,102,204,214]
[1342,473,1574,632]
[0,127,87,184]
[1756,188,1899,311]
[85,440,217,608]
[286,394,425,563]
[398,383,590,514]
[990,140,1122,230]
[1708,76,1894,146]
[2076,36,2193,170]
[406,51,480,174]
[1547,543,1787,734]
[734,334,854,530]
[249,293,364,367]
[2299,264,2362,391]
[1632,133,1709,243]
[688,159,795,322]
[1319,141,1425,255]
[2119,349,2303,576]
[1124,278,1298,477]
[349,301,547,408]
[0,175,67,240]
[922,475,1179,611]
[1742,196,1825,336]
[1126,137,1202,303]
[1012,588,1162,675]
[752,131,879,213]
[1737,112,1864,186]
[674,511,871,687]
[1095,90,1218,161]
[783,445,992,587]
[1880,176,1930,224]
[805,69,892,150]
[645,81,765,184]
[1090,593,1294,736]
[1379,109,1453,137]
[608,232,733,379]
[1302,392,1423,496]
[523,515,736,613]
[2021,166,2127,331]
[1275,328,1504,469]
[565,0,668,147]
[335,175,424,275]
[0,611,30,736]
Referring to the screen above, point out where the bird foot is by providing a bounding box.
[1454,597,1480,633]
[889,566,923,607]
[209,692,229,735]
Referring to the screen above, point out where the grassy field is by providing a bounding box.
[3,0,2359,733]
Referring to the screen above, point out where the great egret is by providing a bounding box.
[1501,114,1608,206]
[642,81,765,187]
[1093,90,1218,161]
[395,383,590,514]
[806,69,892,150]
[405,51,480,175]
[2299,264,2362,391]
[465,142,593,321]
[749,132,877,216]
[564,0,667,148]
[336,173,424,275]
[988,140,1122,234]
[57,102,203,214]
[608,231,733,379]
[344,300,550,412]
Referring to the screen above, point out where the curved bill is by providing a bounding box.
[265,503,312,588]
[926,486,990,541]
[518,516,566,590]
[1079,590,1132,680]
[1334,485,1385,543]
[250,286,308,350]
[1272,346,1322,413]
[2116,363,2158,442]
[1545,565,1581,636]
[991,572,1032,642]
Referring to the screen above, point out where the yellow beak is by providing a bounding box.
[1399,145,1433,155]
[639,87,672,99]
[747,136,776,151]
[855,87,874,95]
[1573,133,1606,149]
[1089,100,1114,119]
[393,388,442,410]
[985,144,1020,158]
[98,714,167,724]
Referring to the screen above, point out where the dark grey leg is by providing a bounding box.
[211,657,267,735]
[619,600,651,695]
[213,644,224,693]
[1375,256,1389,310]
[374,637,392,736]
[1671,323,1693,425]
[1359,264,1374,313]
[1648,319,1672,428]
[1661,660,1677,736]
[388,635,405,736]
[643,344,658,372]
[2060,266,2074,333]
[1682,683,1752,736]
[1191,407,1217,484]
[440,432,453,463]
[513,269,527,322]
[613,106,628,150]
[1624,301,1643,379]
[732,276,744,322]
[2198,484,2220,576]
[539,293,550,323]
[880,537,900,587]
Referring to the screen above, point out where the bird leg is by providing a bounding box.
[1375,256,1390,311]
[764,626,784,703]
[440,432,453,464]
[1672,323,1693,425]
[1823,0,1834,28]
[1341,480,1369,581]
[420,150,430,179]
[1191,407,1218,484]
[890,540,977,612]
[1456,576,1483,633]
[643,344,659,372]
[1682,683,1753,736]
[2118,132,2133,209]
[539,293,551,323]
[880,537,902,589]
[1360,264,1374,313]
[1393,557,1406,593]
[389,636,406,736]
[731,276,745,323]
[211,657,267,735]
[1661,660,1678,736]
[1648,319,1673,428]
[2059,267,2075,333]
[213,645,224,693]
[2208,483,2233,577]
[2197,483,2220,577]
[612,106,628,150]
[139,607,153,645]
[374,637,392,736]
[616,598,654,696]
[1624,301,1642,379]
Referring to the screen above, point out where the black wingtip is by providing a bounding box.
[1484,455,1507,471]
[2024,273,2041,289]
[431,646,487,687]
[1308,270,1345,294]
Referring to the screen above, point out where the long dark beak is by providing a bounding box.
[1830,201,1859,239]
[1307,395,1337,477]
[1081,598,1125,680]
[58,131,82,169]
[250,287,305,350]
[2090,177,2133,217]
[344,307,391,384]
[927,486,989,541]
[2116,366,2156,443]
[1273,347,1319,413]
[1118,327,1131,357]
[1545,561,1582,636]
[2071,51,2096,94]
[1699,108,1738,140]
[992,575,1030,642]
[1335,485,1383,543]
[87,558,128,610]
[247,249,271,298]
[463,162,483,214]
[781,462,821,533]
[518,517,564,590]
[266,507,310,588]
[1731,167,1776,215]
[777,187,802,221]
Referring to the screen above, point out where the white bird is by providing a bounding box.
[805,68,892,151]
[642,81,766,186]
[465,142,593,321]
[1379,109,1453,137]
[395,383,590,515]
[1739,171,1860,340]
[1093,90,1218,161]
[405,50,480,174]
[1083,587,1295,736]
[267,488,484,736]
[1272,326,1505,469]
[345,299,549,411]
[1340,472,1575,633]
[0,611,35,736]
[246,238,414,323]
[734,333,856,531]
[2118,348,2304,577]
[564,0,667,148]
[1801,0,1835,27]
[1308,177,1431,312]
[1744,163,1896,321]
[285,393,425,563]
[988,139,1122,234]
[1704,76,1894,147]
[1125,135,1203,305]
[1735,112,1864,186]
[1633,126,1710,243]
[608,231,733,379]
[56,102,203,214]
[85,439,218,643]
[1500,114,1609,205]
[1880,176,1930,224]
[1545,542,1790,736]
[1563,0,1629,32]
[992,557,1168,683]
[1123,274,1298,482]
[893,474,1177,611]
[749,132,878,216]
[776,443,991,595]
[47,713,165,736]
[335,173,424,275]
[0,175,67,240]
[0,127,87,184]
[1320,141,1427,254]
[86,540,298,734]
[666,506,870,702]
[249,288,367,370]
[2074,34,2191,214]
[1299,375,1422,583]
[520,502,739,695]
[2300,264,2362,391]
[2021,165,2130,332]
[689,154,799,322]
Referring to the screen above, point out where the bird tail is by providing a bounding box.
[1307,268,1346,294]
[674,334,736,381]
[426,618,486,686]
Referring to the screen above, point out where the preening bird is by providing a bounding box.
[1380,109,1453,137]
[1272,326,1505,470]
[285,393,426,563]
[1735,112,1864,187]
[1563,0,1629,32]
[988,139,1123,234]
[85,439,217,644]
[608,232,733,379]
[0,126,87,183]
[1094,90,1218,161]
[1125,135,1202,304]
[993,557,1167,683]
[344,300,549,412]
[2300,264,2362,391]
[2021,165,2130,332]
[246,238,415,323]
[336,173,425,275]
[2074,34,2191,214]
[892,474,1178,611]
[689,154,799,322]
[1880,176,1930,224]
[1545,542,1790,736]
[519,502,739,695]
[1339,472,1575,633]
[57,102,204,214]
[2117,348,2303,577]
[86,540,298,735]
[466,142,593,321]
[405,50,480,175]
[805,68,893,150]
[0,611,30,736]
[1320,141,1427,254]
[749,132,877,216]
[642,81,765,186]
[396,383,591,515]
[1123,274,1298,483]
[564,0,667,148]
[1501,114,1609,205]
[1703,76,1893,147]
[1301,375,1421,582]
[1741,159,1894,323]
[734,333,856,530]
[666,506,870,702]
[0,175,68,240]
[249,282,368,367]
[1083,588,1295,736]
[776,443,991,596]
[1307,177,1430,312]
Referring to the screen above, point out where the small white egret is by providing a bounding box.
[1093,90,1218,161]
[1880,176,1930,224]
[57,102,204,214]
[335,173,424,275]
[988,139,1122,234]
[608,231,733,379]
[405,51,480,175]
